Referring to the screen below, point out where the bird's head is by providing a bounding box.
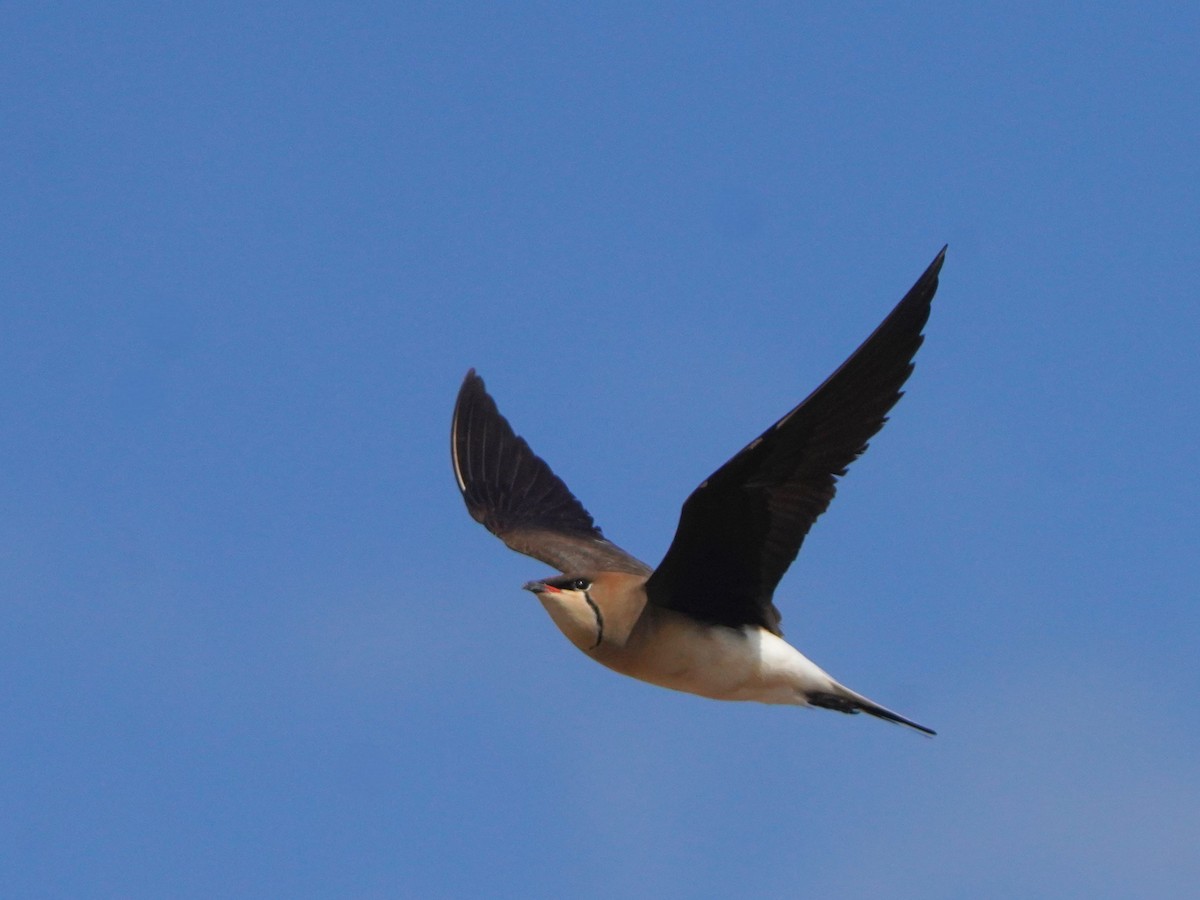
[523,575,603,651]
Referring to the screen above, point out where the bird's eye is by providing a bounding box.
[570,578,590,591]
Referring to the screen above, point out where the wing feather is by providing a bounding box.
[451,371,652,577]
[645,248,946,634]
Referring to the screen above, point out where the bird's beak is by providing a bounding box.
[523,581,556,594]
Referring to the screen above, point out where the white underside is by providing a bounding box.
[536,587,849,707]
[601,617,841,706]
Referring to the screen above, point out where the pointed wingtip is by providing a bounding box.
[454,369,490,423]
[903,245,946,306]
[926,244,948,278]
[451,368,492,495]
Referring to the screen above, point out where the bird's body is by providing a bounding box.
[451,248,946,735]
[596,615,838,707]
[533,572,837,706]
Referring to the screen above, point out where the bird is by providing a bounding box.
[450,247,945,735]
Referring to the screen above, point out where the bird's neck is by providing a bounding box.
[537,592,603,651]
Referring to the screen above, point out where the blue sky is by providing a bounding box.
[3,3,1198,897]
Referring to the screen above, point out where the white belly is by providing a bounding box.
[593,613,838,705]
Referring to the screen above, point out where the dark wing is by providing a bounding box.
[645,247,946,635]
[451,370,652,577]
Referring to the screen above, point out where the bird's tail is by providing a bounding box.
[808,685,936,736]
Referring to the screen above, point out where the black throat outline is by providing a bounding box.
[583,590,604,650]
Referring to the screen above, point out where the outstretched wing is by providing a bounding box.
[451,370,652,577]
[646,247,946,634]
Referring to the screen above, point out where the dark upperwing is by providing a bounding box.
[646,248,946,634]
[451,370,653,577]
